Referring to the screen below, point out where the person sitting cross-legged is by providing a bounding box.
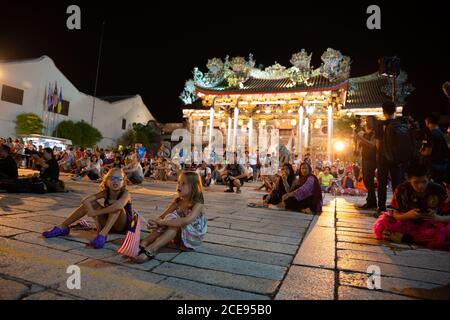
[281,162,323,214]
[262,163,296,208]
[43,168,134,249]
[373,162,450,250]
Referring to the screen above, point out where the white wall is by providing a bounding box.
[0,56,155,147]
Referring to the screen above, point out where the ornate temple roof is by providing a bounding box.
[180,50,413,110]
[345,72,414,109]
[195,75,347,95]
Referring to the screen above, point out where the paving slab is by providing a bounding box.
[153,262,279,295]
[207,226,301,245]
[172,251,287,280]
[339,271,450,299]
[0,237,86,287]
[56,261,170,300]
[0,278,30,300]
[195,242,293,267]
[338,258,450,285]
[293,217,335,269]
[276,266,335,300]
[338,249,450,273]
[22,290,77,300]
[204,233,298,255]
[0,225,29,237]
[338,285,415,300]
[160,277,269,300]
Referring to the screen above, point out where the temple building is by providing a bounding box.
[180,49,413,162]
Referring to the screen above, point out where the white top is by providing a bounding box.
[249,154,257,165]
[196,167,211,177]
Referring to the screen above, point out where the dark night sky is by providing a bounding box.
[1,1,449,123]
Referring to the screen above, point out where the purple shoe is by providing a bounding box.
[43,226,70,238]
[90,234,107,249]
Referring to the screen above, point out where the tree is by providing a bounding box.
[15,113,44,135]
[117,122,157,150]
[53,120,80,143]
[53,120,102,147]
[334,114,357,135]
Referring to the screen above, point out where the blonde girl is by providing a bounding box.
[137,171,207,261]
[43,168,133,249]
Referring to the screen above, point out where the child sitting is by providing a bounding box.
[373,163,449,250]
[136,171,207,261]
[42,168,133,248]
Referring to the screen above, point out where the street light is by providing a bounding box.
[334,141,345,152]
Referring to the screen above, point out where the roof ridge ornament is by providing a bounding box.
[320,48,351,82]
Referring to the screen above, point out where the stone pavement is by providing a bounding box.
[1,173,449,300]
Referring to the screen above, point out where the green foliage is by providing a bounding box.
[15,113,44,135]
[117,122,157,149]
[53,120,102,147]
[334,114,356,135]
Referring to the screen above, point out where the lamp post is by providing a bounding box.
[90,20,106,127]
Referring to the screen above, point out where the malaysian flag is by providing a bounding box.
[118,210,142,258]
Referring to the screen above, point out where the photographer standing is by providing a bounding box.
[355,116,378,209]
[375,101,414,216]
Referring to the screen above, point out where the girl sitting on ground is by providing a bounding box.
[281,162,323,214]
[373,163,449,250]
[136,171,207,261]
[263,163,296,208]
[43,168,133,249]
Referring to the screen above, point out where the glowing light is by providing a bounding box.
[314,118,322,129]
[334,141,345,152]
[260,119,266,126]
[198,120,204,127]
[291,119,297,126]
[220,122,226,128]
[265,108,271,114]
[238,119,244,126]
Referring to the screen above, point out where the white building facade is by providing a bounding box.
[0,56,155,147]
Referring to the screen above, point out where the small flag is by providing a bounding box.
[47,83,52,111]
[52,82,58,112]
[78,219,92,229]
[117,210,142,258]
[57,87,63,114]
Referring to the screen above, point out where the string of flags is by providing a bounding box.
[43,81,63,114]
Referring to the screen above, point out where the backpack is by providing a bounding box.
[383,120,414,164]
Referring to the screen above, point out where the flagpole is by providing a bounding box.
[91,20,106,127]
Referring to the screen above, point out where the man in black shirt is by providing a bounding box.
[222,153,248,194]
[375,101,406,215]
[0,145,18,182]
[421,113,448,185]
[39,148,60,182]
[355,116,378,209]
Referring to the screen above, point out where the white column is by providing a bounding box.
[248,117,253,154]
[327,105,333,163]
[208,107,214,147]
[298,107,304,161]
[233,107,239,152]
[227,114,232,152]
[304,117,309,149]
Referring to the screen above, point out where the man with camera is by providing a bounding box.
[355,116,378,210]
[374,101,414,216]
